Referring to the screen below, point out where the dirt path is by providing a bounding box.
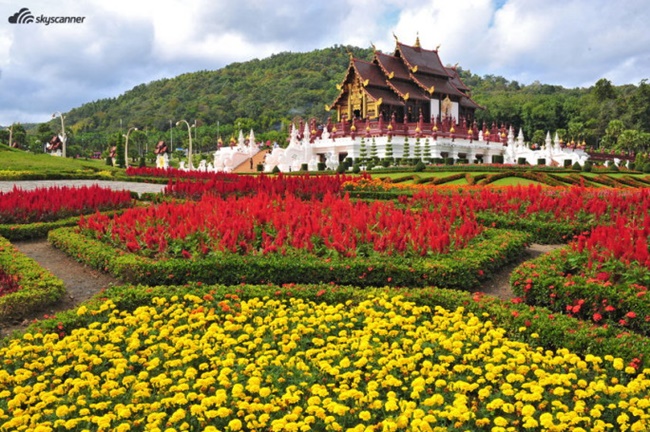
[476,244,563,300]
[0,240,563,338]
[0,239,121,337]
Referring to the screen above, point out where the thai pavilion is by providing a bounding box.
[327,35,482,127]
[206,36,590,173]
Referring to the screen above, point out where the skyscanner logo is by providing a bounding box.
[8,7,86,25]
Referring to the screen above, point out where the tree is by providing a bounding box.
[531,130,546,147]
[402,136,410,160]
[413,137,422,161]
[384,136,393,161]
[423,138,431,161]
[601,119,625,149]
[115,132,126,168]
[617,129,642,154]
[369,138,378,161]
[358,137,367,163]
[567,121,585,143]
[592,78,617,101]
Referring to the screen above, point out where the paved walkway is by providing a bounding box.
[0,180,166,195]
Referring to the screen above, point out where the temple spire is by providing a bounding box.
[414,32,421,48]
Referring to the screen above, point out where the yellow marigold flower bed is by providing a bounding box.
[1,294,649,431]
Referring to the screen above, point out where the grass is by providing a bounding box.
[0,145,121,174]
[490,177,545,186]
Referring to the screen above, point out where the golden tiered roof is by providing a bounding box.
[328,36,482,122]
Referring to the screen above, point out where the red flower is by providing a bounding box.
[625,311,637,319]
[316,289,326,297]
[593,313,603,322]
[181,249,192,259]
[605,305,615,312]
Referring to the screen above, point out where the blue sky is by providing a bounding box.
[0,0,648,126]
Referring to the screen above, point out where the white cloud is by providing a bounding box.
[0,0,648,126]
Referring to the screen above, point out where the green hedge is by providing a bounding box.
[49,227,531,290]
[475,212,593,244]
[510,247,650,337]
[0,236,65,320]
[0,209,131,241]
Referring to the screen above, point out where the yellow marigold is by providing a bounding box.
[358,411,372,421]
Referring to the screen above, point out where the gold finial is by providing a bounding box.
[393,32,398,42]
[415,32,421,48]
[370,41,376,51]
[435,44,441,51]
[346,49,354,60]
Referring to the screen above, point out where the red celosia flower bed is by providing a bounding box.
[573,215,650,269]
[126,167,362,200]
[0,185,133,224]
[164,173,361,200]
[78,193,483,259]
[413,185,650,224]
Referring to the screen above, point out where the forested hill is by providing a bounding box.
[63,45,650,152]
[65,46,374,138]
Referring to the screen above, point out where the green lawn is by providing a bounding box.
[489,177,545,186]
[0,145,121,174]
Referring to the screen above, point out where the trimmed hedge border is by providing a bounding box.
[475,212,593,244]
[49,227,531,290]
[14,282,650,370]
[0,236,65,320]
[510,247,650,338]
[0,209,132,241]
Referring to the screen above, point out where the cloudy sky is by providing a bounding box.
[1,0,648,127]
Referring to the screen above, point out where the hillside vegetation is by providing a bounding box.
[3,45,649,158]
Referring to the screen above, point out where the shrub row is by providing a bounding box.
[510,247,650,337]
[0,209,131,241]
[475,212,593,244]
[48,227,531,290]
[0,236,65,320]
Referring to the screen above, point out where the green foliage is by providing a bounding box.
[115,132,125,169]
[0,235,65,320]
[358,137,367,162]
[511,248,650,337]
[572,161,582,171]
[414,160,426,172]
[61,46,373,137]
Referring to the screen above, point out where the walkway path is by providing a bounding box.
[0,180,166,195]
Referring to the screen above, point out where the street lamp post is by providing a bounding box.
[52,112,66,157]
[176,120,194,169]
[124,127,138,168]
[169,120,173,149]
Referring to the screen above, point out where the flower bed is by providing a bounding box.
[50,193,529,288]
[78,193,483,259]
[0,185,133,224]
[164,173,359,200]
[0,236,65,320]
[0,185,138,240]
[49,224,528,289]
[1,290,649,431]
[510,195,650,336]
